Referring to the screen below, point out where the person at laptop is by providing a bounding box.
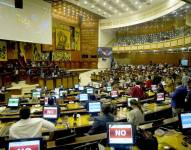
[127,99,144,126]
[88,104,114,135]
[171,79,187,116]
[9,106,55,139]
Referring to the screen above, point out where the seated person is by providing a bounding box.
[129,81,145,99]
[9,106,55,139]
[127,99,144,126]
[88,104,114,135]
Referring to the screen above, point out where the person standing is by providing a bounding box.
[171,80,187,116]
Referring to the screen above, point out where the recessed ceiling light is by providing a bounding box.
[91,5,95,8]
[126,8,129,11]
[84,1,87,4]
[138,5,142,9]
[103,2,107,6]
[114,10,118,13]
[121,3,124,7]
[116,0,119,3]
[98,8,101,12]
[135,1,138,5]
[119,13,121,16]
[109,6,112,9]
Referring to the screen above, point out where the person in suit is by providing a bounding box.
[171,79,187,116]
[88,104,114,135]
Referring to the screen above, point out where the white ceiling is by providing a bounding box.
[66,0,170,19]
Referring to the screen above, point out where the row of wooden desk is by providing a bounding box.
[38,75,79,90]
[46,117,191,150]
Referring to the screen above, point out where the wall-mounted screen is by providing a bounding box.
[0,0,52,44]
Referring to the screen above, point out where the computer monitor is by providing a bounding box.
[111,90,118,98]
[74,84,79,89]
[79,86,84,91]
[128,98,138,107]
[179,112,191,131]
[156,93,165,102]
[59,90,67,97]
[32,91,41,98]
[7,98,19,107]
[87,88,94,94]
[181,59,188,67]
[107,86,112,92]
[88,102,101,113]
[7,138,43,150]
[94,84,100,89]
[79,94,88,101]
[151,85,157,92]
[108,123,134,146]
[36,88,42,92]
[43,106,58,119]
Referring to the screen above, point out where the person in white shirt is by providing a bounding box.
[127,99,144,126]
[9,106,55,139]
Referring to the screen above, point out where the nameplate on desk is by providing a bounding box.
[9,140,40,150]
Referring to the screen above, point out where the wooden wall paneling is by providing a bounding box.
[62,77,68,88]
[67,76,73,88]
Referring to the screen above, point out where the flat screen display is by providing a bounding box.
[180,113,191,129]
[0,0,52,44]
[75,84,79,89]
[86,88,94,94]
[181,59,188,66]
[79,94,88,101]
[111,91,118,98]
[151,85,157,91]
[88,102,101,113]
[32,91,41,98]
[107,86,112,92]
[8,139,41,150]
[43,107,58,119]
[108,124,134,145]
[59,90,67,97]
[79,86,84,91]
[156,93,165,102]
[8,98,19,107]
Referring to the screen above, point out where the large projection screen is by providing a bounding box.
[0,0,52,44]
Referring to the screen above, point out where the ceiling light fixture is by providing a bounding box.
[121,3,124,8]
[135,1,138,5]
[109,6,112,9]
[84,1,87,4]
[116,0,119,3]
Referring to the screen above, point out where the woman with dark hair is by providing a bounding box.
[127,99,144,126]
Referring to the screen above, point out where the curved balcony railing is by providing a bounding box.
[113,35,191,52]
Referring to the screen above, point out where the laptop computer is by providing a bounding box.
[6,98,20,113]
[6,138,43,150]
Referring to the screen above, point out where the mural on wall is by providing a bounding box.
[56,29,70,50]
[7,41,18,59]
[0,41,7,61]
[19,42,32,61]
[32,44,42,61]
[52,50,71,61]
[75,27,80,51]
